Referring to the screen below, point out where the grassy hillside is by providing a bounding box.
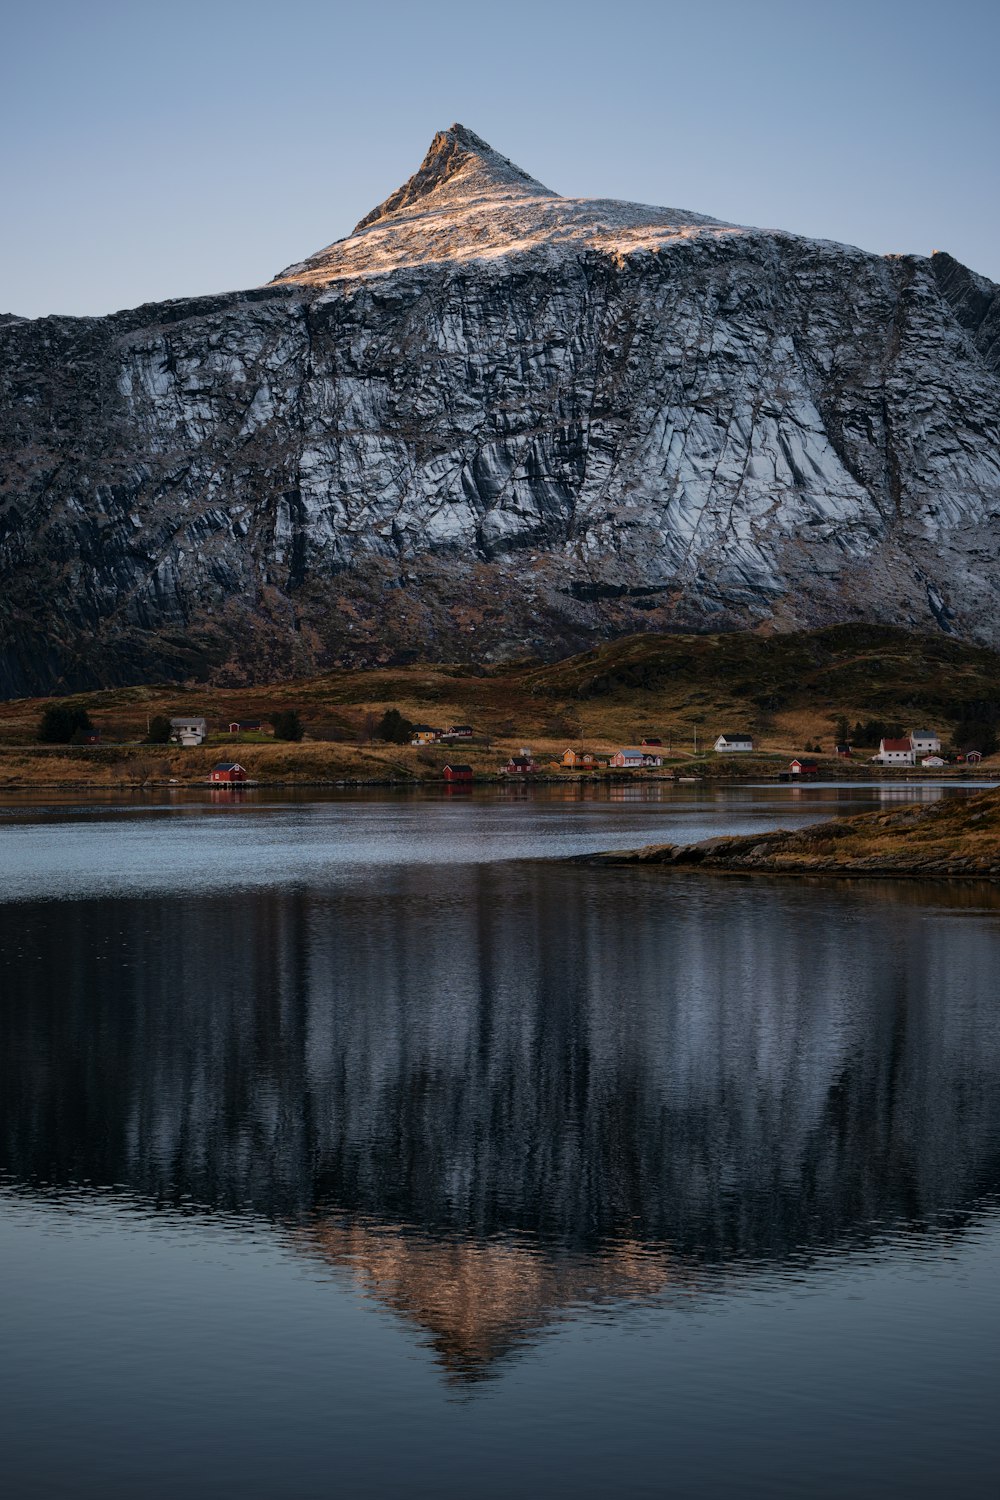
[0,624,997,784]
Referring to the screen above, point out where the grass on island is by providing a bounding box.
[0,623,997,785]
[599,785,1000,878]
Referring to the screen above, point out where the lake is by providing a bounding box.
[2,784,999,1498]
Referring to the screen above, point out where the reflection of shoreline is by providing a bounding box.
[3,865,1000,1379]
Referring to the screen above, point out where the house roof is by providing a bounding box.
[717,733,752,742]
[881,738,912,752]
[212,762,244,771]
[444,763,473,773]
[910,729,937,738]
[791,759,818,769]
[615,747,644,756]
[171,716,207,728]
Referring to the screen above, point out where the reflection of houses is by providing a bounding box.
[714,734,753,753]
[170,716,207,746]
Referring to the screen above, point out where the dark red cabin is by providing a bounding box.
[210,762,248,784]
[443,763,473,783]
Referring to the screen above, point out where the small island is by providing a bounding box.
[579,787,1000,879]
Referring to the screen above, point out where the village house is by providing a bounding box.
[502,752,537,775]
[440,725,473,740]
[875,737,915,766]
[209,762,247,784]
[170,716,207,747]
[835,743,852,757]
[921,755,947,768]
[641,750,662,767]
[228,720,264,734]
[610,748,645,769]
[641,737,662,748]
[789,759,819,777]
[443,763,473,783]
[714,734,754,753]
[562,748,597,768]
[966,750,984,765]
[909,729,942,756]
[410,725,442,745]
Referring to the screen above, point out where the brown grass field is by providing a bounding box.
[0,623,997,785]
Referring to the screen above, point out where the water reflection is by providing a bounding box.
[2,864,1000,1382]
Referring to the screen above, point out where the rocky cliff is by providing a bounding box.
[2,124,999,695]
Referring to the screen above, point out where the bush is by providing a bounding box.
[146,715,173,744]
[271,710,304,742]
[377,708,414,744]
[37,704,92,744]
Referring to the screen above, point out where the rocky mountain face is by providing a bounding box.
[1,124,999,695]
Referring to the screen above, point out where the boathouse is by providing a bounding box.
[443,763,473,783]
[210,762,247,784]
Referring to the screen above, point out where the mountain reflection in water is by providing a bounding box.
[3,863,1000,1383]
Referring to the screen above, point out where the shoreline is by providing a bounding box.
[574,786,1000,882]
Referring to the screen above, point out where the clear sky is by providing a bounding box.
[3,0,998,319]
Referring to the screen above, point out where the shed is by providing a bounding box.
[210,762,247,783]
[790,759,819,776]
[443,764,473,783]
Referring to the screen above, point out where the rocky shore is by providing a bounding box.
[578,787,1000,879]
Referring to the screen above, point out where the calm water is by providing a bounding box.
[2,785,999,1498]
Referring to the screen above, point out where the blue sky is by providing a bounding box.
[3,0,998,318]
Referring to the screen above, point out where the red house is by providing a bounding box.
[210,762,248,784]
[503,754,537,775]
[789,759,819,776]
[443,763,473,783]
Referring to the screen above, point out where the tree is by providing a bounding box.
[272,710,304,742]
[146,715,173,744]
[835,716,850,744]
[37,703,92,744]
[952,719,999,757]
[377,708,415,744]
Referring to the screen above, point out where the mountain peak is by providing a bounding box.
[353,123,553,232]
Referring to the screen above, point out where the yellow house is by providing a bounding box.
[562,748,596,768]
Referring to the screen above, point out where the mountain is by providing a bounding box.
[1,123,999,696]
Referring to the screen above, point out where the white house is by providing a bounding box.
[909,729,941,756]
[921,755,946,768]
[170,716,207,747]
[714,734,754,753]
[611,748,644,769]
[876,737,915,766]
[641,751,663,767]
